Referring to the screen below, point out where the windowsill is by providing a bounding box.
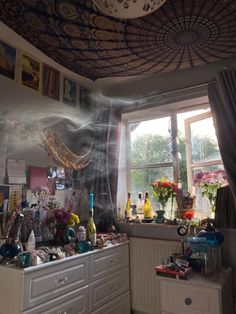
[117,222,183,241]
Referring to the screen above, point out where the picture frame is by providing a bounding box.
[79,85,92,112]
[42,63,60,100]
[63,77,77,107]
[21,53,40,91]
[0,39,16,80]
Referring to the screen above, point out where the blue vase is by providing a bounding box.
[155,210,165,223]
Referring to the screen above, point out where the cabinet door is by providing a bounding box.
[23,286,89,314]
[89,267,130,312]
[23,256,89,310]
[89,244,129,282]
[91,291,130,314]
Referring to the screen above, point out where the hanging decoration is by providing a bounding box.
[92,0,167,19]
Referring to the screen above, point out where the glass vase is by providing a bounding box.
[155,204,166,223]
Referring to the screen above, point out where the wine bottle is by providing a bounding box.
[136,192,144,217]
[143,191,153,219]
[86,193,97,247]
[125,192,132,219]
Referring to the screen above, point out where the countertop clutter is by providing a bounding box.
[0,232,128,269]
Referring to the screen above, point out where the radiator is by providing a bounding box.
[130,237,182,314]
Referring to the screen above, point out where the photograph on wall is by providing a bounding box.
[79,85,92,113]
[21,53,40,91]
[0,39,16,80]
[42,64,60,100]
[63,77,77,107]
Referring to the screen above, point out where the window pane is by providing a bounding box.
[130,167,173,203]
[129,117,172,165]
[192,164,224,178]
[190,118,221,163]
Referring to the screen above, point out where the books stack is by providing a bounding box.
[155,264,192,280]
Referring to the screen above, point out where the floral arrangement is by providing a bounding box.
[150,177,178,208]
[193,169,228,211]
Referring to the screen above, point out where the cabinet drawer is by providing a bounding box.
[89,266,130,312]
[90,244,129,282]
[91,291,130,314]
[159,279,221,314]
[23,256,89,310]
[23,285,89,314]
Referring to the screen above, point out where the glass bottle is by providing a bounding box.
[143,191,153,219]
[33,209,43,243]
[136,192,144,219]
[86,193,97,247]
[125,192,132,219]
[77,226,91,253]
[176,177,183,210]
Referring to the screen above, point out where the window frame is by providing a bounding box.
[184,111,223,191]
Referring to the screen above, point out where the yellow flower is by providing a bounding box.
[67,212,80,227]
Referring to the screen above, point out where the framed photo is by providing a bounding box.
[21,53,40,91]
[0,39,16,80]
[63,77,77,107]
[42,64,60,100]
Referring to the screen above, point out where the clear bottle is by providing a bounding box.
[86,193,97,247]
[136,192,144,219]
[125,192,132,219]
[176,177,184,210]
[143,191,153,219]
[33,209,43,243]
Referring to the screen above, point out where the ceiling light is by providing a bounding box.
[92,0,167,19]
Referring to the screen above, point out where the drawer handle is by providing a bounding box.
[58,312,67,314]
[185,297,192,306]
[110,258,117,264]
[55,276,68,284]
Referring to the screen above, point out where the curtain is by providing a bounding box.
[208,70,236,227]
[72,108,121,222]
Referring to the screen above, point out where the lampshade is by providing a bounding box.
[92,0,167,19]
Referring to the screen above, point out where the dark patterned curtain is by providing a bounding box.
[73,108,121,223]
[208,70,236,228]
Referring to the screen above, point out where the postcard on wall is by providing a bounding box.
[0,39,16,80]
[0,184,22,213]
[21,53,40,91]
[42,64,60,100]
[0,146,6,179]
[7,159,26,184]
[63,77,77,107]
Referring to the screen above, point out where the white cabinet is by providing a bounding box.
[0,242,130,314]
[158,269,233,314]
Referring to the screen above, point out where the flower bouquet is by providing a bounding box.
[150,177,178,211]
[193,170,228,212]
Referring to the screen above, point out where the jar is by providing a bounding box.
[77,226,86,242]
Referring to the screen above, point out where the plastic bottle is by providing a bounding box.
[86,193,97,247]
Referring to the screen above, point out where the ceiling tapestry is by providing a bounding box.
[0,0,236,80]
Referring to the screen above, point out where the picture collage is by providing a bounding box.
[0,38,89,108]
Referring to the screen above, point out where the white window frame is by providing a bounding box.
[117,97,210,211]
[184,111,222,191]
